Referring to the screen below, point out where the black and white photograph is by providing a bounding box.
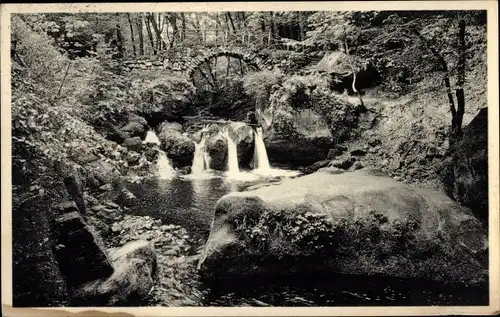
[1,2,499,316]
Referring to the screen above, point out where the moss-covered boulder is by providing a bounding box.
[198,168,487,286]
[73,240,157,306]
[157,122,195,169]
[229,122,255,169]
[205,133,228,171]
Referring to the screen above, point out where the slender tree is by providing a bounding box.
[147,13,166,51]
[126,13,137,57]
[135,15,145,56]
[144,14,156,55]
[408,16,467,141]
[342,25,364,107]
[114,14,124,58]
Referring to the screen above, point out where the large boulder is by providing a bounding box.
[73,240,157,306]
[120,120,148,139]
[205,133,228,171]
[157,122,195,169]
[437,108,488,225]
[96,120,130,144]
[229,122,255,169]
[198,168,487,285]
[158,121,183,133]
[144,144,160,163]
[84,160,122,188]
[122,137,143,151]
[108,240,157,279]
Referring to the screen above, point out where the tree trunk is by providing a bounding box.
[198,67,216,90]
[145,15,157,55]
[226,12,237,33]
[203,60,218,90]
[126,13,137,57]
[181,12,186,41]
[213,57,218,83]
[259,14,266,45]
[260,13,266,32]
[236,12,242,30]
[136,16,145,56]
[452,18,466,140]
[115,15,124,59]
[410,27,459,137]
[167,13,180,48]
[215,13,219,43]
[238,59,245,76]
[148,13,166,51]
[343,27,364,107]
[269,11,276,43]
[298,12,305,41]
[57,61,72,96]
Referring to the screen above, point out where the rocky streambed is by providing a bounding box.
[81,167,487,307]
[47,109,488,307]
[108,215,204,306]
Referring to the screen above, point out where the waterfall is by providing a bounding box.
[203,150,211,171]
[254,127,271,171]
[226,135,240,174]
[144,129,161,144]
[191,135,209,175]
[221,127,240,175]
[157,151,175,179]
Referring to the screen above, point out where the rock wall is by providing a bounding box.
[437,108,488,224]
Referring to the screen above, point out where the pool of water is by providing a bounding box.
[125,171,488,307]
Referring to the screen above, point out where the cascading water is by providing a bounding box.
[144,130,161,145]
[144,129,175,179]
[191,135,209,175]
[254,127,271,171]
[157,151,175,179]
[221,127,240,175]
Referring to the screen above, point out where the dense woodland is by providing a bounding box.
[9,10,489,307]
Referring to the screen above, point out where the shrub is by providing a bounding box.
[242,69,284,107]
[11,15,68,98]
[131,74,195,116]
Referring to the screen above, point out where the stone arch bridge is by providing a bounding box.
[121,46,273,80]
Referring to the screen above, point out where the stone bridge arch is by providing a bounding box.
[184,47,271,79]
[121,47,273,80]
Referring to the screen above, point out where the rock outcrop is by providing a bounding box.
[198,168,488,286]
[437,108,488,225]
[53,211,114,288]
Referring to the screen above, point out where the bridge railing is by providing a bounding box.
[160,29,307,57]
